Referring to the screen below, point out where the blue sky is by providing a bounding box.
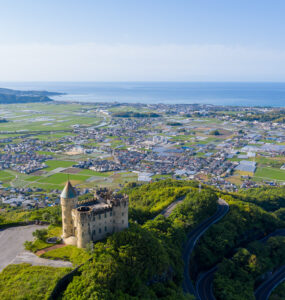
[0,0,285,81]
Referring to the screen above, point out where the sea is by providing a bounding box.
[0,82,285,107]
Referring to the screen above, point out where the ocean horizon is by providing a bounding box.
[1,81,285,107]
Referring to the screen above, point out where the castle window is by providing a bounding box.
[105,226,107,232]
[99,228,101,233]
[124,202,126,207]
[99,214,101,220]
[93,229,96,236]
[110,211,112,217]
[122,220,124,224]
[104,212,106,218]
[122,212,124,216]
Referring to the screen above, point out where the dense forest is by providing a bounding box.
[214,236,285,300]
[239,186,285,212]
[122,179,199,223]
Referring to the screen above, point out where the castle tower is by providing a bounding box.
[61,181,77,239]
[112,195,129,232]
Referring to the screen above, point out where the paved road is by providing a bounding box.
[182,198,229,296]
[196,266,217,300]
[0,225,72,271]
[196,229,285,300]
[160,195,186,218]
[255,265,285,300]
[11,251,72,268]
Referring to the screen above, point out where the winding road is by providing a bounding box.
[196,229,285,300]
[255,266,285,300]
[182,198,229,296]
[254,229,285,300]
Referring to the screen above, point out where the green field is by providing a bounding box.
[0,170,15,181]
[254,167,285,181]
[44,160,75,171]
[0,103,103,133]
[38,173,92,184]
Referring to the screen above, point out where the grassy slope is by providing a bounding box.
[0,264,71,300]
[40,245,91,266]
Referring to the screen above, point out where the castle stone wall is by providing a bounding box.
[61,185,129,248]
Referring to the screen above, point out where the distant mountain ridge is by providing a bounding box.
[0,87,64,104]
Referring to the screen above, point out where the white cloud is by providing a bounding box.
[0,43,285,81]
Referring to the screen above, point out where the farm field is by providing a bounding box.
[254,167,285,181]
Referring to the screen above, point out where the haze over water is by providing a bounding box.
[1,82,285,107]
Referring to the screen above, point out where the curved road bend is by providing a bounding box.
[182,198,229,296]
[255,265,285,300]
[196,229,285,300]
[196,266,217,300]
[159,195,186,218]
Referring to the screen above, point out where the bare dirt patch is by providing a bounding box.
[60,167,81,174]
[31,170,46,175]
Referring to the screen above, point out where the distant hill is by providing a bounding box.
[0,87,64,104]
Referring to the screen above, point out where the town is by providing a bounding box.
[0,102,284,209]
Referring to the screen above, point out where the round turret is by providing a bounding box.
[61,181,77,239]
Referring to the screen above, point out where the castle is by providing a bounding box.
[60,181,129,248]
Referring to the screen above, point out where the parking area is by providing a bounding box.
[0,225,72,271]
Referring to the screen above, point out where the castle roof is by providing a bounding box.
[61,181,77,199]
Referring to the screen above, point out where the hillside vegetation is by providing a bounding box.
[214,236,285,300]
[0,264,71,300]
[62,181,217,299]
[0,87,62,104]
[1,180,285,299]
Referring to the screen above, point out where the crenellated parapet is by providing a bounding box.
[61,182,129,248]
